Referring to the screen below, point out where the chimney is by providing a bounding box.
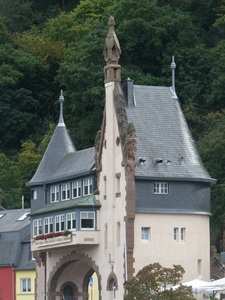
[123,78,134,107]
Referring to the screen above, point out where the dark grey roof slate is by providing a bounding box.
[27,124,76,186]
[0,210,32,267]
[0,232,21,265]
[16,241,35,270]
[29,194,101,216]
[126,85,215,183]
[0,209,30,232]
[45,147,95,183]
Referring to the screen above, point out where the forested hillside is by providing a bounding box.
[0,0,225,248]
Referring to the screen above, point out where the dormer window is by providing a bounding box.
[61,183,70,200]
[153,182,168,194]
[50,185,59,202]
[83,178,93,196]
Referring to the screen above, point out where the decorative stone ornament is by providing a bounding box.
[103,16,121,82]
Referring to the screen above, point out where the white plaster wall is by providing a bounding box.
[95,81,127,299]
[133,213,210,283]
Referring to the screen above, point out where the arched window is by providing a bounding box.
[109,279,116,300]
[116,222,121,246]
[104,223,108,249]
[63,285,73,300]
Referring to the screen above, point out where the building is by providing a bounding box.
[27,16,215,300]
[0,209,35,300]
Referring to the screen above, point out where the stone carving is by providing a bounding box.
[122,123,137,170]
[94,130,102,172]
[103,16,121,65]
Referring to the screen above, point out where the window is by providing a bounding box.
[55,215,65,232]
[50,185,59,202]
[104,223,108,249]
[44,217,53,234]
[66,213,76,230]
[80,212,95,229]
[72,181,81,198]
[197,259,202,278]
[31,189,37,200]
[109,279,116,300]
[33,219,42,236]
[116,222,121,246]
[83,178,93,196]
[115,173,121,197]
[141,227,150,241]
[61,183,70,200]
[180,227,186,242]
[17,213,29,221]
[153,182,168,194]
[173,227,178,241]
[21,278,31,293]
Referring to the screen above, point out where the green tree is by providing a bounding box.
[0,153,22,208]
[124,263,195,300]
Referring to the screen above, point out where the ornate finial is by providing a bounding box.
[103,16,121,82]
[58,90,65,126]
[171,56,176,92]
[103,16,121,65]
[108,16,115,28]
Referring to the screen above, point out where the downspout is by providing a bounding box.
[12,265,15,300]
[124,220,128,282]
[44,253,47,300]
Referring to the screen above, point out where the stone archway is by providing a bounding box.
[48,251,101,300]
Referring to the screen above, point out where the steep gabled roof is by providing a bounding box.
[126,85,215,183]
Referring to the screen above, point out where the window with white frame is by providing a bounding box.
[21,278,31,293]
[61,183,70,200]
[141,227,150,241]
[55,215,65,232]
[31,189,37,200]
[83,178,93,196]
[80,212,95,229]
[173,227,179,241]
[50,185,59,202]
[153,182,168,194]
[44,217,53,234]
[180,227,186,242]
[33,219,42,236]
[66,212,76,230]
[72,181,81,198]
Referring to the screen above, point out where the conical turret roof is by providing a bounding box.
[27,91,76,185]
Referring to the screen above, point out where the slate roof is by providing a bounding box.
[0,209,34,269]
[0,209,30,232]
[29,194,101,217]
[28,124,76,186]
[27,121,95,186]
[126,85,215,183]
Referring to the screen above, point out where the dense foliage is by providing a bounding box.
[124,263,195,300]
[0,0,225,250]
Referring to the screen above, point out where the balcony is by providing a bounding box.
[31,231,100,251]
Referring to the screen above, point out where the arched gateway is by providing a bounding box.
[47,252,101,300]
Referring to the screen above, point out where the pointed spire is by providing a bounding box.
[171,56,176,93]
[58,90,65,126]
[103,16,121,83]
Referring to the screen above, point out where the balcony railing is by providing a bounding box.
[31,231,100,251]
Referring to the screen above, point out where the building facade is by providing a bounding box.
[27,17,215,300]
[0,209,35,300]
